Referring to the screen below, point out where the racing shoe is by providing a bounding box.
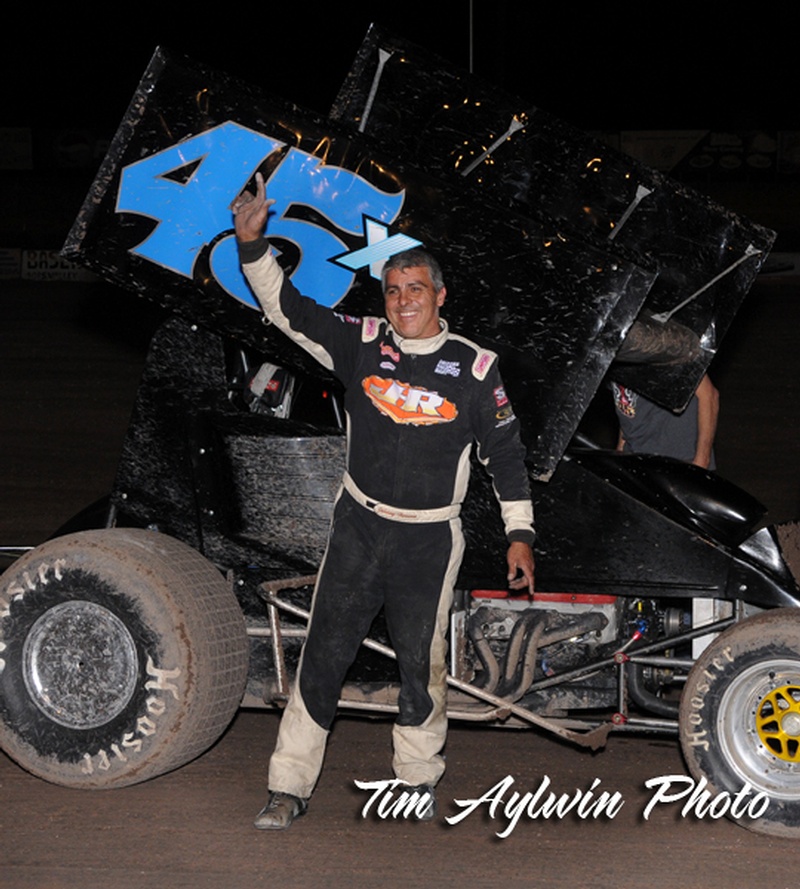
[254,791,308,830]
[405,783,436,821]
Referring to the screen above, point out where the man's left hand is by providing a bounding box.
[507,541,535,594]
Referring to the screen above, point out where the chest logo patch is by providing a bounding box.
[363,376,458,425]
[435,359,461,377]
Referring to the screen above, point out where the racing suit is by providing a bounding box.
[239,239,535,799]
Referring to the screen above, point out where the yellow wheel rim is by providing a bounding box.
[755,684,800,762]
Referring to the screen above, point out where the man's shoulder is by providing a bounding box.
[356,315,389,343]
[443,330,498,381]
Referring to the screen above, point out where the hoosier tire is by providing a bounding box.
[0,528,249,788]
[680,608,800,837]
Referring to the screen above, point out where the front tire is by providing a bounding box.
[680,608,800,837]
[0,528,249,788]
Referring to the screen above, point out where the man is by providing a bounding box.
[233,173,535,830]
[611,373,720,469]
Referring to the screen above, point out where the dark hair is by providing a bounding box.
[381,248,445,293]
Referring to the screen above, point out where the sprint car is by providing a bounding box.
[1,29,798,838]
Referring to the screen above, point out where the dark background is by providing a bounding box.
[4,3,799,252]
[5,4,797,133]
[2,3,797,256]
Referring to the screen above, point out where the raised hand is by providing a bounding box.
[232,172,274,242]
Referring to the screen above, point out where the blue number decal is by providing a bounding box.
[118,120,415,309]
[118,122,282,278]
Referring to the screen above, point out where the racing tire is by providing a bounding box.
[680,608,800,837]
[0,528,249,788]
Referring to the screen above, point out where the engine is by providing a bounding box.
[452,590,692,717]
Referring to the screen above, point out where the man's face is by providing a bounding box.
[383,265,446,340]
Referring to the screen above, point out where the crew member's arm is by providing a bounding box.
[692,374,719,469]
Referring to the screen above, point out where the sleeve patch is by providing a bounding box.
[362,316,382,342]
[472,348,497,380]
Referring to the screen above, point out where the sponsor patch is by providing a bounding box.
[334,312,362,325]
[380,340,401,363]
[496,405,515,422]
[474,351,494,378]
[435,359,461,377]
[363,376,458,425]
[494,386,509,407]
[363,317,381,341]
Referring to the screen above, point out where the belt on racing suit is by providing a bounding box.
[342,471,461,524]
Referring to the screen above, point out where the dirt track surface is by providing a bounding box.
[0,275,799,888]
[3,709,799,889]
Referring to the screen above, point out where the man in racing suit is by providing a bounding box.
[234,173,535,829]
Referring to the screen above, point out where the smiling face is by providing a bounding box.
[383,265,447,340]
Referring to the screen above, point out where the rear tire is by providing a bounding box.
[0,528,249,788]
[680,608,800,837]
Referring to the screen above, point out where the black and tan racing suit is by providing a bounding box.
[239,239,534,798]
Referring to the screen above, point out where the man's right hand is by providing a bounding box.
[231,172,274,242]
